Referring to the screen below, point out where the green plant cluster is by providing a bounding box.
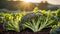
[50,26,60,34]
[0,9,60,34]
[0,11,27,32]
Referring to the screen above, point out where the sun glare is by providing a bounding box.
[22,0,42,3]
[23,0,30,2]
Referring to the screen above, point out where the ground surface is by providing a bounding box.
[0,23,51,34]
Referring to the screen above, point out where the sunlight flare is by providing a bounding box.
[21,0,42,3]
[23,0,30,2]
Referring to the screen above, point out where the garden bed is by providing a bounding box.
[0,10,60,34]
[1,28,51,34]
[0,23,51,34]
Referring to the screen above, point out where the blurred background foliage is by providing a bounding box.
[0,0,59,11]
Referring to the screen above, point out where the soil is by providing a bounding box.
[0,23,51,34]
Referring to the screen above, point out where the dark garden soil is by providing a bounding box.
[0,23,51,34]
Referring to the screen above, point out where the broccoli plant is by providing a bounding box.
[3,13,22,32]
[50,26,60,34]
[55,9,60,21]
[19,12,37,30]
[22,12,57,32]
